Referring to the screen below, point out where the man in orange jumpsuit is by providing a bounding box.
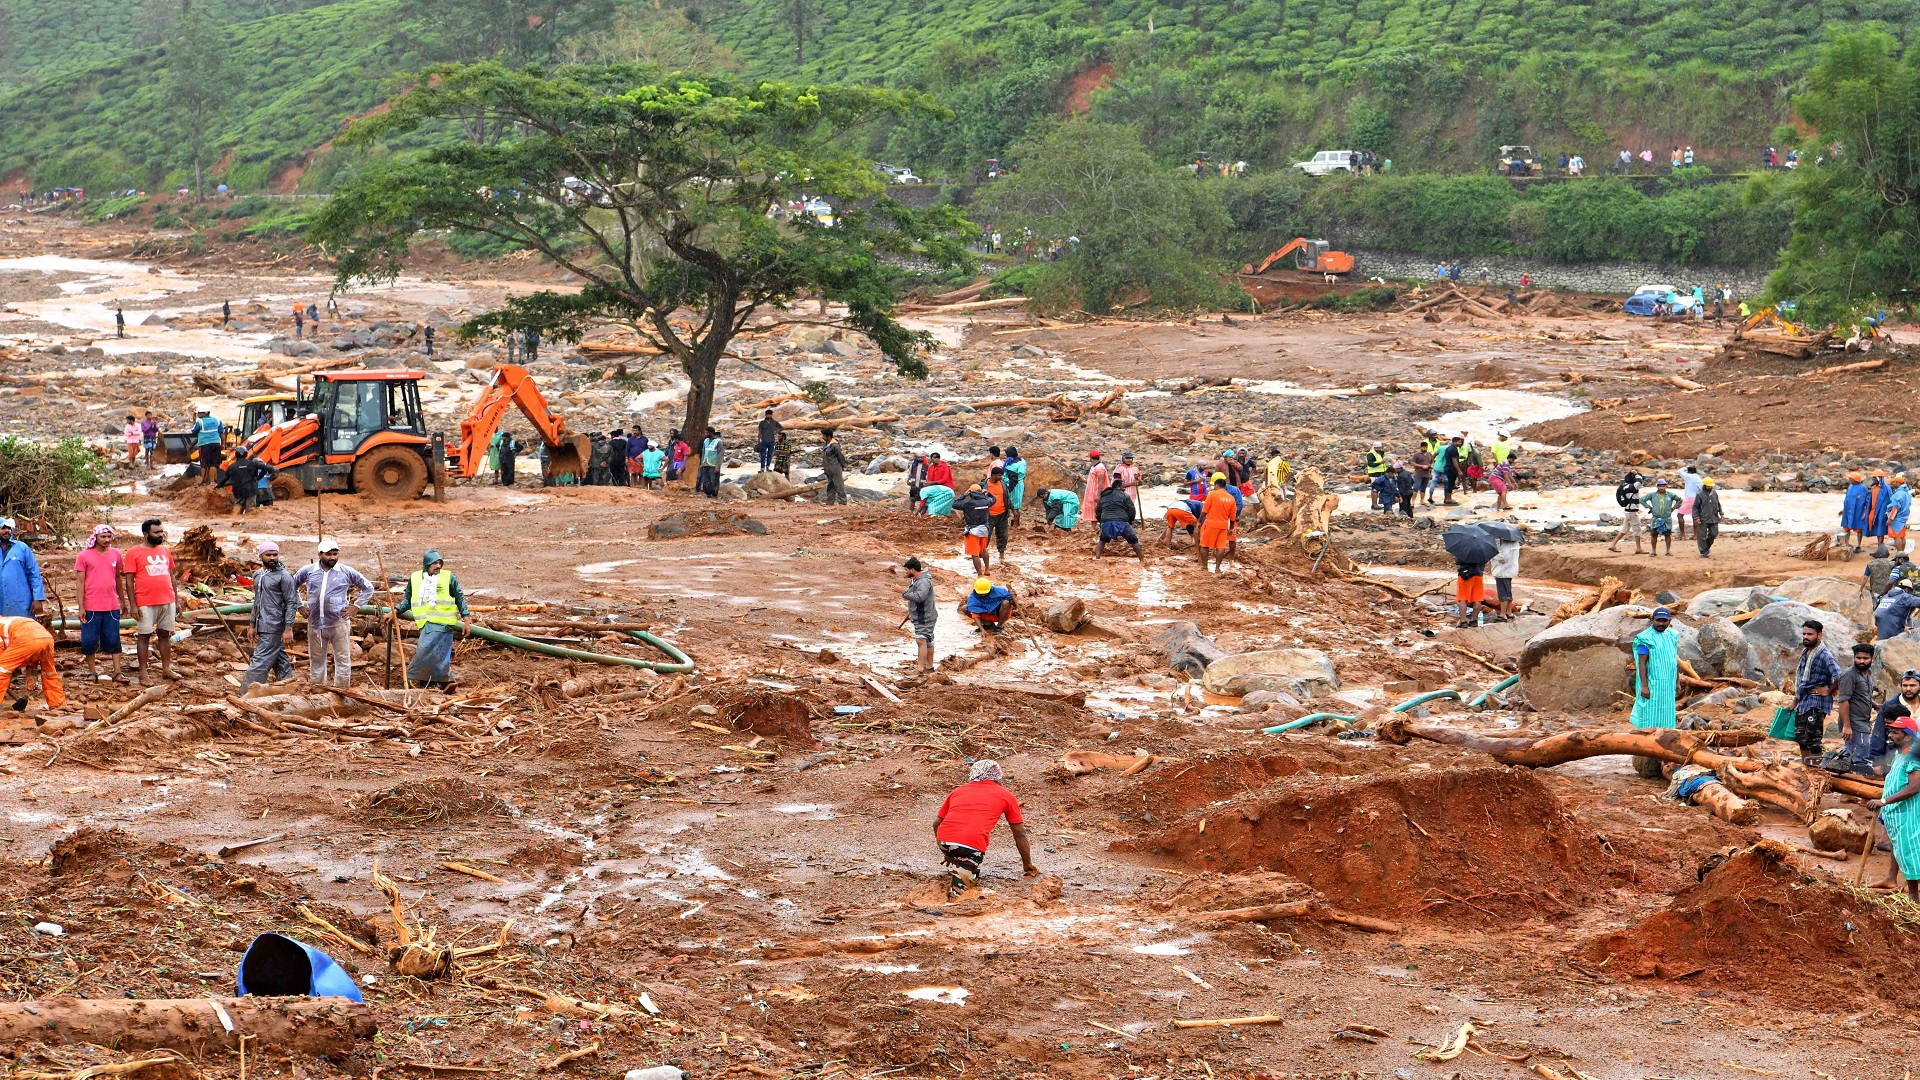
[0,615,64,710]
[1199,473,1239,574]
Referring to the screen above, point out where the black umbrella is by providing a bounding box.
[1463,520,1525,543]
[1442,524,1498,565]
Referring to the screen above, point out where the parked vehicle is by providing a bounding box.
[1292,150,1356,176]
[1498,145,1539,176]
[1623,284,1700,317]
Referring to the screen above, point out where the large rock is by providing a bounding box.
[1685,586,1773,620]
[647,508,768,540]
[1519,606,1703,712]
[1770,576,1870,625]
[742,471,799,498]
[1201,649,1339,699]
[1154,622,1226,678]
[1014,450,1081,509]
[265,336,317,357]
[1740,601,1863,685]
[1043,598,1088,634]
[1695,616,1764,680]
[1873,629,1920,698]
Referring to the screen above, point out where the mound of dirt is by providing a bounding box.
[648,508,768,540]
[1145,763,1610,924]
[352,777,508,824]
[49,826,182,878]
[715,689,820,747]
[170,484,236,513]
[1580,841,1920,1007]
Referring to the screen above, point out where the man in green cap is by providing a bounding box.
[387,549,470,689]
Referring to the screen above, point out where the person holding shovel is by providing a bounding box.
[388,549,470,690]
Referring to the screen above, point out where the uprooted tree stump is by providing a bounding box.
[0,997,375,1055]
[1376,720,1827,822]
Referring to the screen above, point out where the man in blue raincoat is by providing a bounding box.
[1865,471,1895,546]
[0,517,45,619]
[1842,471,1872,552]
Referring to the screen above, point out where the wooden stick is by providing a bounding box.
[1620,413,1673,424]
[1853,811,1878,885]
[1171,1015,1283,1029]
[442,860,506,883]
[104,683,173,724]
[539,1039,601,1071]
[217,833,288,859]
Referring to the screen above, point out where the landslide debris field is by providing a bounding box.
[3,214,1919,1079]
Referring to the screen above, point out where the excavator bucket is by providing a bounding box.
[544,434,592,483]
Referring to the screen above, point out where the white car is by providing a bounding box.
[1293,150,1356,176]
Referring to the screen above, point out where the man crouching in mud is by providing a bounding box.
[933,759,1039,899]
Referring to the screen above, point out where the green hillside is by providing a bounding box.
[0,0,335,86]
[0,0,1912,199]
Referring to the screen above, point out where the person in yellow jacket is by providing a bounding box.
[386,549,470,689]
[1490,432,1516,465]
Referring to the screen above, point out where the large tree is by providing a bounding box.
[162,1,231,201]
[308,64,972,443]
[1766,29,1920,320]
[974,120,1234,314]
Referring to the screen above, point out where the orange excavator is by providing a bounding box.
[237,369,446,500]
[453,364,590,481]
[1240,237,1355,278]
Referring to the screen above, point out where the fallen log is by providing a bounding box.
[1376,720,1824,821]
[1192,899,1401,934]
[1171,1015,1283,1030]
[908,295,1029,312]
[104,683,173,724]
[1620,413,1674,425]
[778,414,900,431]
[0,996,375,1055]
[1799,357,1885,378]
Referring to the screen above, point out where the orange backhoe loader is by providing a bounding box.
[1240,237,1355,278]
[453,364,590,482]
[237,370,446,501]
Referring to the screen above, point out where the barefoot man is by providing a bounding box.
[933,759,1038,899]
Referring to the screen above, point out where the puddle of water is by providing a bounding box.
[844,962,921,974]
[1130,942,1191,956]
[904,986,970,1005]
[1429,388,1587,449]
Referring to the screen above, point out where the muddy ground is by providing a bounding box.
[2,211,1918,1080]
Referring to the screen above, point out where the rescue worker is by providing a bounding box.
[242,542,297,691]
[933,759,1038,899]
[0,517,46,619]
[389,549,471,690]
[0,614,64,711]
[1362,441,1389,508]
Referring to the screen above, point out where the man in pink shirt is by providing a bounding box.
[73,525,124,682]
[1082,450,1109,522]
[1113,451,1143,520]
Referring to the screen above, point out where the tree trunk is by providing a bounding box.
[1376,719,1829,822]
[0,997,375,1055]
[677,352,718,457]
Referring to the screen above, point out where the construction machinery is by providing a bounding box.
[1240,238,1356,278]
[453,364,590,482]
[157,393,301,465]
[237,369,445,501]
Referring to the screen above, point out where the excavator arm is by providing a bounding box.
[1244,238,1309,276]
[454,365,574,479]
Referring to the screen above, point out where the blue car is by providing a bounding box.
[1624,284,1700,317]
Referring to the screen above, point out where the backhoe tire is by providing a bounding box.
[352,446,429,500]
[269,474,304,502]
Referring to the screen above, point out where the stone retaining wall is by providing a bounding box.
[1353,249,1771,298]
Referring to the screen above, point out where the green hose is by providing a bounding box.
[1390,689,1461,712]
[61,601,695,674]
[1260,712,1355,734]
[1468,674,1519,709]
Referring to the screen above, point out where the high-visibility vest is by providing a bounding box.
[1364,450,1388,475]
[407,571,461,627]
[1491,439,1514,463]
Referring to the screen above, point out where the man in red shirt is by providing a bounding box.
[926,452,953,490]
[934,759,1038,898]
[121,518,179,686]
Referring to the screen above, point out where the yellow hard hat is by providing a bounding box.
[1211,472,1227,483]
[974,578,992,594]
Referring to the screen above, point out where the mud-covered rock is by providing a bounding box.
[1202,649,1338,699]
[1520,606,1703,711]
[1154,622,1225,677]
[1695,616,1764,680]
[1042,597,1088,634]
[648,508,769,540]
[1769,576,1869,626]
[1685,586,1773,620]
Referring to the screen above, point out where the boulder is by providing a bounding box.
[1043,598,1088,634]
[1238,689,1303,711]
[1809,810,1870,852]
[772,401,816,421]
[822,338,858,358]
[1154,622,1226,678]
[1770,576,1869,625]
[1872,629,1920,698]
[1694,616,1764,681]
[1684,586,1772,620]
[265,336,317,357]
[785,326,832,349]
[864,454,911,475]
[1519,606,1703,712]
[1739,601,1862,685]
[1014,450,1080,509]
[1201,649,1339,699]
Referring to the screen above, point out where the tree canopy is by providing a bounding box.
[973,121,1234,313]
[1766,30,1920,320]
[307,63,973,441]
